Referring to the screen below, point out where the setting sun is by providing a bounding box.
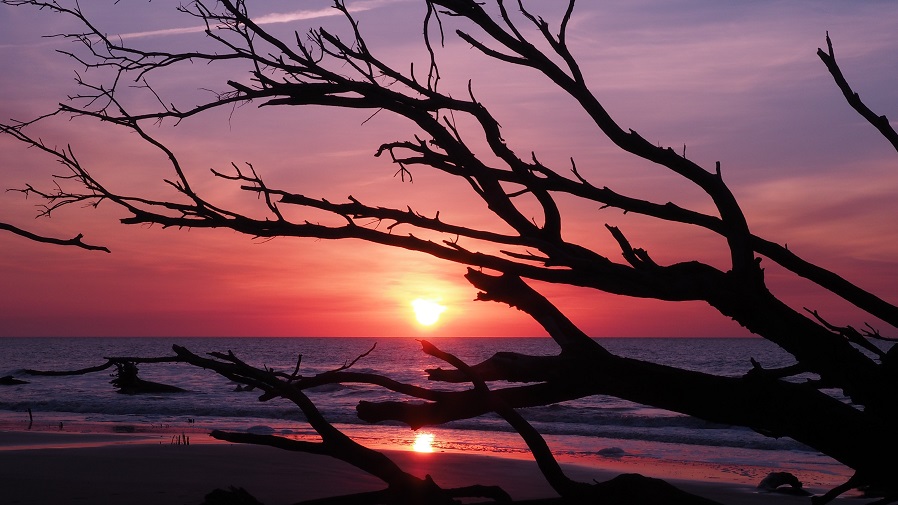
[412,432,435,453]
[411,298,446,326]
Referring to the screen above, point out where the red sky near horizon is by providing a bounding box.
[1,0,897,338]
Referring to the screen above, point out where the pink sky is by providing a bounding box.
[1,1,897,338]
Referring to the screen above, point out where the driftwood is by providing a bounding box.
[191,342,720,505]
[0,375,29,385]
[24,358,185,395]
[173,345,512,505]
[109,361,185,395]
[757,472,811,496]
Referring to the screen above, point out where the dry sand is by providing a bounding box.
[0,431,871,505]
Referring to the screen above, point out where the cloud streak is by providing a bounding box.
[114,0,404,40]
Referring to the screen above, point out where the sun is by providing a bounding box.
[411,298,446,326]
[412,432,435,453]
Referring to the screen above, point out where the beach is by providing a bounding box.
[0,430,871,505]
[0,338,872,504]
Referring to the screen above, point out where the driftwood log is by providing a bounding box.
[25,358,185,395]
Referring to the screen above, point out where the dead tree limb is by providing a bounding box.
[817,32,898,153]
[171,345,512,505]
[420,339,588,499]
[0,221,109,252]
[23,356,182,376]
[420,339,723,505]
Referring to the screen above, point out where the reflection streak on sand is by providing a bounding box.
[0,430,875,505]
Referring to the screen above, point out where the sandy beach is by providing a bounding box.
[0,430,872,505]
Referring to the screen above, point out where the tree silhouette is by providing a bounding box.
[3,1,898,503]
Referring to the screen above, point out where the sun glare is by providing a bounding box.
[412,432,435,453]
[411,298,446,326]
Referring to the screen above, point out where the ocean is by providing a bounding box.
[0,337,852,486]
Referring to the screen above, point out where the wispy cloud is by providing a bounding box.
[115,0,404,40]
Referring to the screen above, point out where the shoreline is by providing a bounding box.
[0,430,870,505]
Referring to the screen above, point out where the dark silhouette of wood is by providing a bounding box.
[419,339,724,504]
[24,357,186,394]
[202,486,264,505]
[0,375,29,385]
[24,356,182,377]
[171,345,512,505]
[3,0,898,503]
[0,222,109,252]
[817,32,898,153]
[109,361,186,395]
[757,472,811,496]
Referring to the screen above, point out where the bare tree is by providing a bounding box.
[3,1,898,503]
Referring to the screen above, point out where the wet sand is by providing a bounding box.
[0,431,871,505]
